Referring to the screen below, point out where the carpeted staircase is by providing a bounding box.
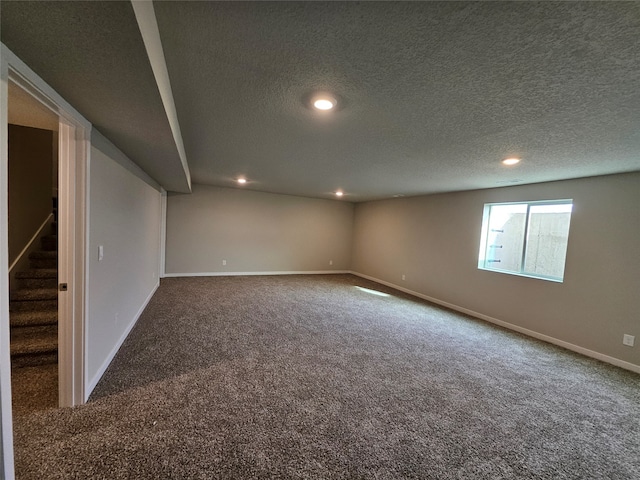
[9,220,58,369]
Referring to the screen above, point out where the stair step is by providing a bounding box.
[15,277,57,290]
[15,269,57,289]
[15,269,57,279]
[40,235,58,252]
[11,325,58,368]
[10,288,57,302]
[9,298,57,313]
[11,210,59,368]
[10,310,57,328]
[12,353,58,369]
[29,251,57,269]
[29,251,57,260]
[11,326,58,349]
[11,324,57,345]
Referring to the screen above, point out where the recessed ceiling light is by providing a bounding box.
[313,95,337,111]
[502,158,521,166]
[237,177,247,184]
[335,190,344,197]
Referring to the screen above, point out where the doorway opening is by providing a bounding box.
[4,69,87,413]
[7,82,60,415]
[1,51,90,476]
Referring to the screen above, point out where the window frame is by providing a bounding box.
[477,199,573,283]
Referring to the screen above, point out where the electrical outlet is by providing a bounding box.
[623,334,635,347]
[402,274,406,281]
[329,260,333,266]
[222,260,227,266]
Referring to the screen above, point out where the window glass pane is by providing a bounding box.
[483,204,527,273]
[478,200,573,282]
[523,203,572,279]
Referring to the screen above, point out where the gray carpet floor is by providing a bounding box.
[11,364,58,416]
[12,274,640,479]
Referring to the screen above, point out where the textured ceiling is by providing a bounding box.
[1,1,190,192]
[3,2,640,201]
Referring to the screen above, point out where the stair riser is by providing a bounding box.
[10,289,57,302]
[10,317,57,328]
[17,278,58,290]
[11,324,57,337]
[41,238,57,252]
[12,353,57,369]
[10,300,57,312]
[15,269,57,281]
[30,258,57,269]
[10,205,59,372]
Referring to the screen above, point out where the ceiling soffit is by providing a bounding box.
[1,0,190,193]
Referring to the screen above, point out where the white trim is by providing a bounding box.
[8,213,53,273]
[3,43,90,410]
[57,122,74,408]
[159,189,167,278]
[131,0,191,192]
[57,120,89,408]
[57,122,84,408]
[351,271,640,375]
[76,128,89,405]
[164,270,350,278]
[2,46,90,131]
[85,282,159,398]
[0,43,17,480]
[83,132,92,405]
[477,266,564,283]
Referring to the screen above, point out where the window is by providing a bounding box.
[478,200,573,282]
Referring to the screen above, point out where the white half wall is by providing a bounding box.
[165,184,354,275]
[86,131,162,395]
[352,172,640,370]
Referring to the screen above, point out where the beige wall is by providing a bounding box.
[87,131,162,391]
[352,172,640,369]
[166,184,354,274]
[8,125,54,265]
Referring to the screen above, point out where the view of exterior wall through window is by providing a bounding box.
[478,200,573,282]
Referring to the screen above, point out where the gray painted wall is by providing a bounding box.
[166,184,354,275]
[8,124,53,265]
[351,172,640,368]
[87,134,162,390]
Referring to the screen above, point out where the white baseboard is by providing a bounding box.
[85,281,160,399]
[164,270,350,278]
[351,271,640,375]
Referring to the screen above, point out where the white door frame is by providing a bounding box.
[0,43,90,479]
[0,42,16,480]
[57,120,88,408]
